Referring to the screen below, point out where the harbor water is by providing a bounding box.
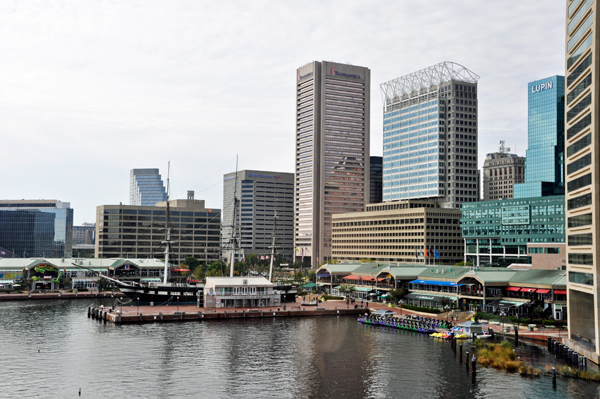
[1,299,599,398]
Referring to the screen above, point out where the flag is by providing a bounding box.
[266,255,269,259]
[1,251,5,256]
[424,248,429,258]
[301,248,304,263]
[434,248,440,259]
[124,264,130,270]
[419,249,424,258]
[295,247,300,253]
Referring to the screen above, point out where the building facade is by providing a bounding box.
[331,200,463,264]
[564,0,599,362]
[73,222,96,245]
[0,200,73,258]
[381,62,480,208]
[482,144,525,201]
[222,170,294,261]
[461,196,565,267]
[294,61,371,268]
[370,156,383,204]
[95,199,221,263]
[514,76,566,199]
[129,168,168,206]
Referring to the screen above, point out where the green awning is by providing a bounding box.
[301,283,317,289]
[140,278,161,283]
[354,287,375,292]
[0,280,14,284]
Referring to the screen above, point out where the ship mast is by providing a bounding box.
[268,211,277,282]
[229,156,239,277]
[162,162,171,285]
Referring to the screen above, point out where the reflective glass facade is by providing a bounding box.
[381,63,480,209]
[514,76,565,199]
[129,169,168,206]
[0,201,73,258]
[461,196,565,266]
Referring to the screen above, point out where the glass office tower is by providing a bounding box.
[514,76,565,198]
[381,62,480,209]
[0,200,73,258]
[129,169,168,206]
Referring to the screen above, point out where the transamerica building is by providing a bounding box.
[381,62,480,209]
[295,61,371,269]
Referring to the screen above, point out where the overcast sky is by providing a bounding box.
[0,1,566,225]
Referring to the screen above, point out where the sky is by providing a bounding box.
[0,0,566,225]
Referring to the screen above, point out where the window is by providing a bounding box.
[567,73,592,105]
[568,233,593,246]
[545,247,560,254]
[568,53,592,86]
[568,213,592,228]
[567,113,591,139]
[528,247,543,254]
[569,271,594,285]
[567,173,591,192]
[567,153,591,175]
[567,93,591,122]
[569,253,593,265]
[567,133,591,157]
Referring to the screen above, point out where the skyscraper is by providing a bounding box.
[370,156,383,204]
[482,145,525,201]
[381,62,480,209]
[513,76,565,198]
[129,169,168,206]
[222,170,294,261]
[294,61,371,268]
[564,0,598,362]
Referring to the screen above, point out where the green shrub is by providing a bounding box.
[322,295,344,300]
[542,320,567,327]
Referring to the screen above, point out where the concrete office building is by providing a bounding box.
[129,168,168,206]
[294,61,371,268]
[73,222,96,245]
[370,156,383,204]
[381,62,480,209]
[331,200,463,265]
[0,200,73,258]
[95,199,221,263]
[514,76,566,199]
[222,170,294,261]
[564,0,600,363]
[482,142,525,201]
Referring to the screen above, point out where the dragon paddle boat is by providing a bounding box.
[358,313,451,334]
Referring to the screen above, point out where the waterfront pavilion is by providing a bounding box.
[203,277,280,308]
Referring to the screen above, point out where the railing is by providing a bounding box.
[210,291,280,297]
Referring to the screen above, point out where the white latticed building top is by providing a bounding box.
[381,61,480,208]
[381,62,480,107]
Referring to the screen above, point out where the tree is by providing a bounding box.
[339,284,356,298]
[439,296,451,309]
[183,257,200,272]
[389,288,408,303]
[455,261,473,266]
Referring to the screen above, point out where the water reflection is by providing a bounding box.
[1,300,599,399]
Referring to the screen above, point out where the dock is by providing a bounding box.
[0,291,124,301]
[88,300,367,324]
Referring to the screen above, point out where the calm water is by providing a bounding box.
[1,299,599,399]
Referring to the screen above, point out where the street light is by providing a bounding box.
[137,297,140,315]
[500,311,506,332]
[399,299,404,317]
[444,305,450,323]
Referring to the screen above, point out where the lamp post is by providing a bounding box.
[399,299,404,317]
[137,297,140,315]
[445,305,450,323]
[500,311,506,332]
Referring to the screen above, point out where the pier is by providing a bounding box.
[88,300,367,324]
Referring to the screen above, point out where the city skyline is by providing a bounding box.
[1,1,565,224]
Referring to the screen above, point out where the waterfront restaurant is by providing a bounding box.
[203,277,281,308]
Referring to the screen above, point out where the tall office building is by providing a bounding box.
[514,76,565,199]
[482,142,525,201]
[294,61,371,268]
[381,62,480,209]
[96,199,221,262]
[564,0,599,362]
[222,170,294,261]
[0,200,73,258]
[129,169,168,206]
[370,156,383,204]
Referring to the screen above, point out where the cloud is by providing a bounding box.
[0,0,566,223]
